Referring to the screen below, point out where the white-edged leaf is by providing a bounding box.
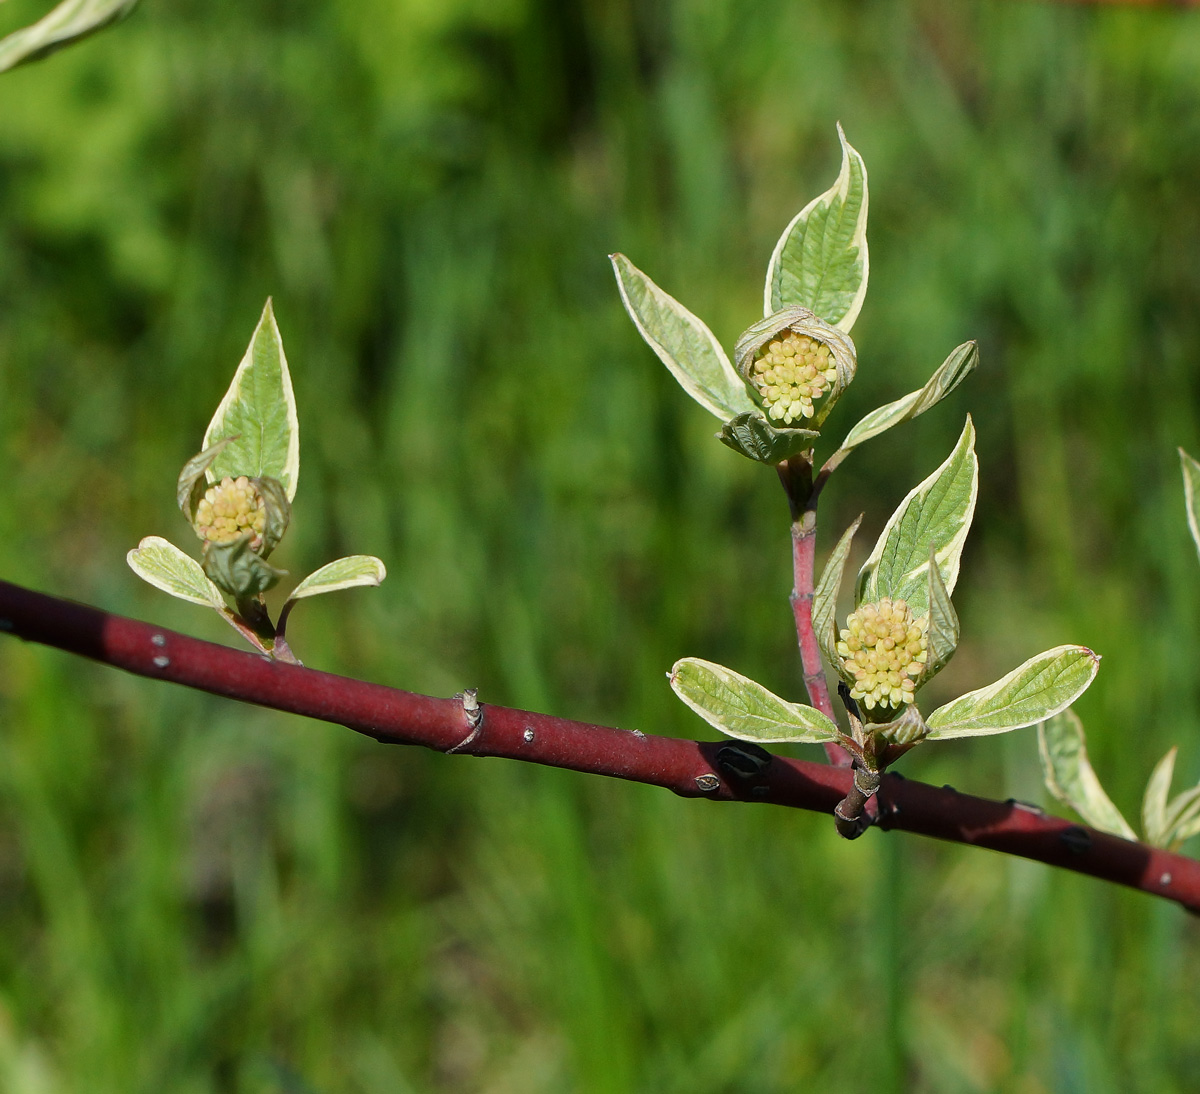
[203,299,300,501]
[127,536,225,609]
[1180,448,1200,564]
[285,556,387,603]
[0,0,138,74]
[857,416,977,615]
[813,515,861,668]
[670,658,841,744]
[1037,710,1136,840]
[610,254,754,421]
[923,551,959,681]
[764,123,869,331]
[1170,787,1200,845]
[926,645,1100,739]
[833,342,978,460]
[1142,747,1177,847]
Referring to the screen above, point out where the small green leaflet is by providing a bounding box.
[813,516,861,669]
[286,556,387,602]
[923,552,959,681]
[1169,787,1200,847]
[610,254,754,422]
[204,299,301,502]
[1141,748,1200,849]
[1142,748,1177,848]
[0,0,138,74]
[127,536,225,610]
[856,416,978,615]
[1180,448,1200,565]
[764,124,869,331]
[926,645,1099,739]
[201,534,285,600]
[718,413,819,464]
[831,342,978,467]
[176,436,237,519]
[1037,710,1136,840]
[670,658,841,744]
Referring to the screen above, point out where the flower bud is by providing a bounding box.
[836,597,928,714]
[734,307,856,428]
[193,476,267,551]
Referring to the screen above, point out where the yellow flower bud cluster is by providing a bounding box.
[193,476,267,550]
[748,330,839,425]
[837,598,928,712]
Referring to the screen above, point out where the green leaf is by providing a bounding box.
[1037,710,1136,840]
[814,516,862,668]
[0,0,138,74]
[832,342,978,465]
[253,476,291,559]
[923,550,959,681]
[1143,748,1177,847]
[857,416,978,615]
[286,556,387,602]
[764,124,869,331]
[611,254,755,421]
[670,658,841,744]
[1180,448,1200,565]
[127,536,226,610]
[203,299,300,502]
[718,412,819,464]
[201,534,286,600]
[926,645,1100,739]
[176,436,237,521]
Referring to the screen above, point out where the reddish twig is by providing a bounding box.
[1,579,1197,913]
[778,457,850,766]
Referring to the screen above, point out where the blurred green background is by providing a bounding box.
[1,0,1199,1089]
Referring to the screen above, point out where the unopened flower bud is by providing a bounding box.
[734,307,856,429]
[836,597,928,713]
[193,476,267,551]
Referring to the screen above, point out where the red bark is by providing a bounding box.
[1,579,1197,914]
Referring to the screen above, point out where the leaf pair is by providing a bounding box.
[672,647,1098,749]
[127,301,386,659]
[1039,711,1200,849]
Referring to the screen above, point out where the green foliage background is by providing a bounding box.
[1,0,1198,1089]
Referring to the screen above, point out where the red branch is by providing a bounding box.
[789,510,847,769]
[1,578,1198,914]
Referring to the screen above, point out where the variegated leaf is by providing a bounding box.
[0,0,138,74]
[1037,710,1136,840]
[611,254,754,421]
[857,416,978,615]
[832,342,978,465]
[764,124,869,331]
[670,658,841,744]
[813,516,861,669]
[204,299,300,501]
[926,645,1100,739]
[127,536,226,610]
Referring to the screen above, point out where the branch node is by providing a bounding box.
[1060,826,1092,855]
[446,688,484,753]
